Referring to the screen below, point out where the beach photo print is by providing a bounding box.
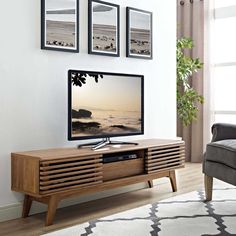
[41,0,79,52]
[126,7,153,59]
[88,0,120,57]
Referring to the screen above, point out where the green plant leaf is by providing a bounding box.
[177,37,204,126]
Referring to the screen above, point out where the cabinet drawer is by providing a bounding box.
[103,158,144,181]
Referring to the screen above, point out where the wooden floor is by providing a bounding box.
[0,163,203,236]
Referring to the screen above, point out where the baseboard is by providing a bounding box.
[0,182,150,223]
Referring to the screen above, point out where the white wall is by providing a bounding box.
[0,0,176,220]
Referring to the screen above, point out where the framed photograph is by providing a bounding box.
[41,0,79,52]
[88,0,120,57]
[126,7,153,59]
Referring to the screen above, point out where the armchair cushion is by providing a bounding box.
[206,139,236,169]
[211,123,236,142]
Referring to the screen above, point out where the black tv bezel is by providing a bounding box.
[68,70,144,141]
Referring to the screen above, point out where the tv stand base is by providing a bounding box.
[78,137,138,150]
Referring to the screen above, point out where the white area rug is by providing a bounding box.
[43,182,236,236]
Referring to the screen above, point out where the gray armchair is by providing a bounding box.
[203,123,236,201]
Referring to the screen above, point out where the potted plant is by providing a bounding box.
[177,37,204,126]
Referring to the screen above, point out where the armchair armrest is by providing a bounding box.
[211,123,236,142]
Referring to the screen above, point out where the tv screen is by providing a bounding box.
[68,70,144,140]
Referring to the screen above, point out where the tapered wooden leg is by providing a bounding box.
[22,195,33,218]
[45,196,60,226]
[148,180,153,188]
[204,174,213,201]
[169,170,177,192]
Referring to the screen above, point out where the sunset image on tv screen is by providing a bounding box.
[69,71,143,138]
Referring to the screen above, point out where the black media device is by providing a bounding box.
[68,70,144,149]
[103,153,138,163]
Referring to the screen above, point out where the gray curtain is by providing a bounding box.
[177,0,204,162]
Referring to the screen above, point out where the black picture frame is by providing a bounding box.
[41,0,79,53]
[126,7,153,59]
[88,0,120,57]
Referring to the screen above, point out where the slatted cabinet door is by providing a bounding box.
[145,143,185,174]
[39,155,103,194]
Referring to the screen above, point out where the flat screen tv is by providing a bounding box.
[68,70,144,147]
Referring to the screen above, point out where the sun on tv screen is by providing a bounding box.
[68,70,144,140]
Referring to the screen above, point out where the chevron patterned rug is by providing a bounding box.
[43,182,236,236]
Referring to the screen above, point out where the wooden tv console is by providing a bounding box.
[11,139,185,226]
